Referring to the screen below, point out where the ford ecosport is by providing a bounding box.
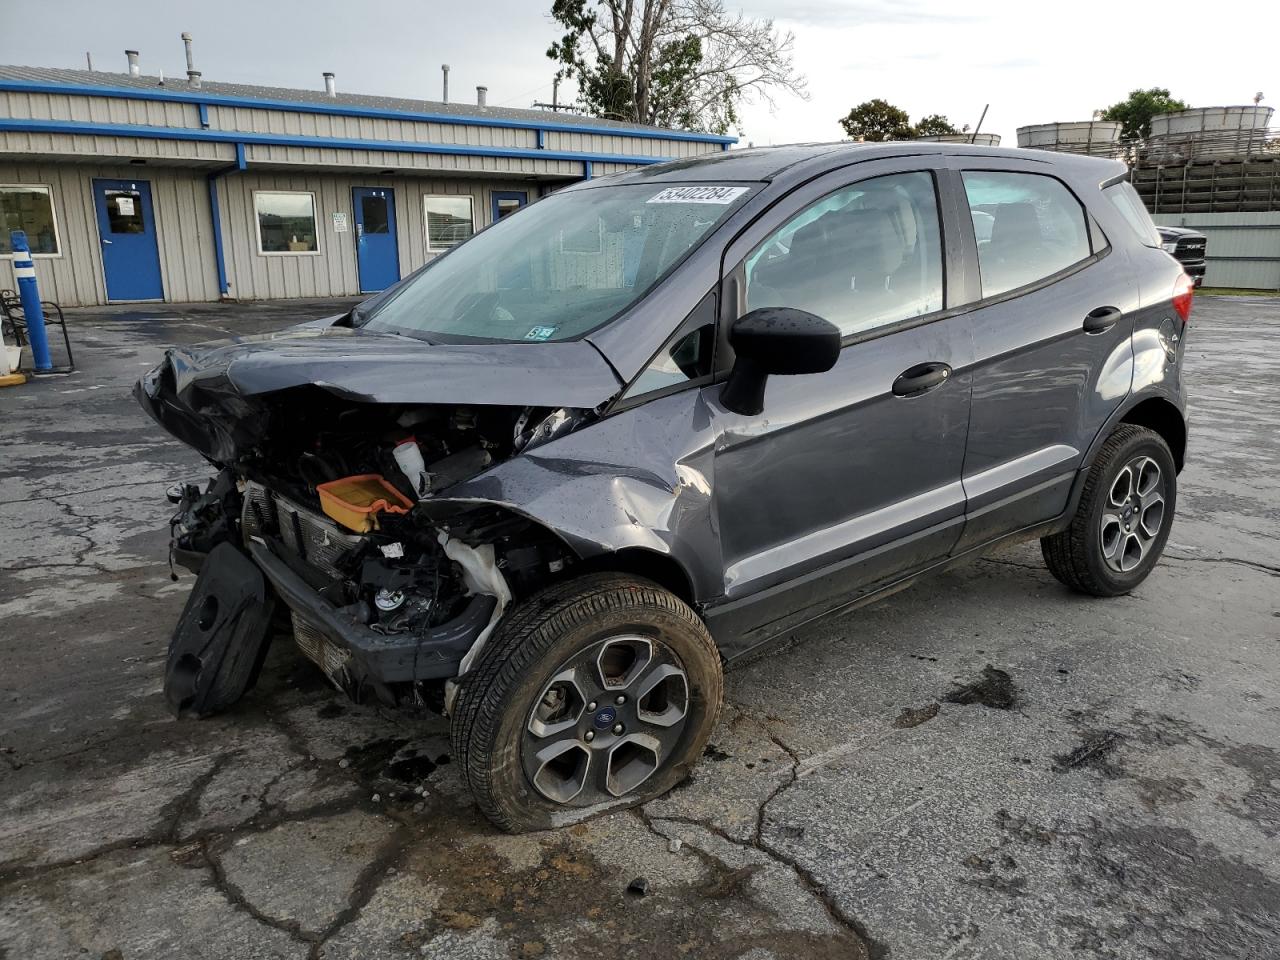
[137,143,1191,831]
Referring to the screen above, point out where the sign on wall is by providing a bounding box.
[332,212,348,233]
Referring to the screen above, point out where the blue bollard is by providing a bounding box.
[10,230,53,372]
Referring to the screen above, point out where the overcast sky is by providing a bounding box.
[0,0,1274,146]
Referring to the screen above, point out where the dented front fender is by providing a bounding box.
[435,389,724,603]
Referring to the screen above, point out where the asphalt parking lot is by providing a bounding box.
[1,295,1277,960]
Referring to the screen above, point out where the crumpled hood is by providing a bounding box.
[157,325,622,408]
[136,323,622,465]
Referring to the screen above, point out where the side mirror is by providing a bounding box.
[720,307,841,415]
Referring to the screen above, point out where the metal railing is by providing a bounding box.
[1025,129,1280,164]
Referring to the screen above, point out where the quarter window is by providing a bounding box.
[962,172,1091,297]
[744,172,944,338]
[1104,182,1161,248]
[425,195,475,250]
[255,191,319,254]
[0,184,60,256]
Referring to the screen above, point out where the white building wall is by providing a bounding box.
[217,171,537,301]
[0,161,219,304]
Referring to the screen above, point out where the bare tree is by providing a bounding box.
[548,0,807,134]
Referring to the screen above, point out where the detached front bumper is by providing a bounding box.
[247,539,495,685]
[164,475,499,711]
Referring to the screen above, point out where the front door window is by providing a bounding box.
[745,171,944,337]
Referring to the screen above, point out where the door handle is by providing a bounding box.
[892,362,952,398]
[100,238,113,245]
[1083,305,1122,333]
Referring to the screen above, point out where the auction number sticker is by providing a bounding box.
[647,185,750,205]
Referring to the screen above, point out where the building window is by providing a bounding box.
[424,195,474,251]
[0,184,60,257]
[254,191,319,254]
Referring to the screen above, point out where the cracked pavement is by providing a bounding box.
[2,296,1278,959]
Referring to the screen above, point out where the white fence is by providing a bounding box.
[1152,212,1280,290]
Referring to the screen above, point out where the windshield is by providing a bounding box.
[361,183,754,343]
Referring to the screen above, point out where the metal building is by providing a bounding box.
[0,61,734,306]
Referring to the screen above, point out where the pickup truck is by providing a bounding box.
[1157,225,1207,286]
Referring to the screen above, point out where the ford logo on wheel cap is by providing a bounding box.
[593,706,618,729]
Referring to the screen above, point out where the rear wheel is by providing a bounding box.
[1041,424,1177,596]
[450,573,723,833]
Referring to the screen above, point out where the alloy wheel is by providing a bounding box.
[521,635,690,805]
[1100,454,1166,573]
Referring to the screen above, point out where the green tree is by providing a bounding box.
[912,113,959,137]
[838,99,913,141]
[1102,88,1189,140]
[547,0,806,135]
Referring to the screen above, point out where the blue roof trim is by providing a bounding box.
[0,79,737,146]
[0,118,670,166]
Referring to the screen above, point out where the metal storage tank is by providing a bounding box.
[1150,106,1273,137]
[913,133,1001,146]
[1146,106,1276,162]
[1016,121,1122,156]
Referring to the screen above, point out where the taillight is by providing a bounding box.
[1171,272,1194,325]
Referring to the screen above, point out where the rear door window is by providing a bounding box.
[962,172,1092,298]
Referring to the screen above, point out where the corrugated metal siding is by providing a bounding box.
[1152,212,1280,290]
[0,162,218,305]
[1,91,193,127]
[0,130,234,163]
[218,172,536,301]
[241,142,585,178]
[1,89,723,172]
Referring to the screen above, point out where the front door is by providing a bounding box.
[491,190,528,223]
[92,179,163,302]
[705,163,974,653]
[353,187,400,293]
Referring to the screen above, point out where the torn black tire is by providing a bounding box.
[165,542,277,718]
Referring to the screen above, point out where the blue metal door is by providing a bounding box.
[92,179,163,301]
[490,191,530,288]
[491,190,528,223]
[353,187,400,292]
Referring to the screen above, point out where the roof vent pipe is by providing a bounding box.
[125,50,140,77]
[477,85,487,108]
[442,64,450,104]
[323,72,336,97]
[181,32,195,73]
[187,71,202,89]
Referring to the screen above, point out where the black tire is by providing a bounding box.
[450,573,723,833]
[1041,424,1177,596]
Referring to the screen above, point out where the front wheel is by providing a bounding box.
[450,573,723,833]
[1041,424,1177,596]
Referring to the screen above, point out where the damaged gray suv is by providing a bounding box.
[137,143,1192,832]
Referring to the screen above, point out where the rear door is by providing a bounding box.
[704,159,975,651]
[948,161,1138,551]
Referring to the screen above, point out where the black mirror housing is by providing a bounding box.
[720,307,841,415]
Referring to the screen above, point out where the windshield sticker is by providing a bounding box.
[524,325,559,342]
[647,185,750,205]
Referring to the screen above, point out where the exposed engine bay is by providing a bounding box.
[137,332,605,714]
